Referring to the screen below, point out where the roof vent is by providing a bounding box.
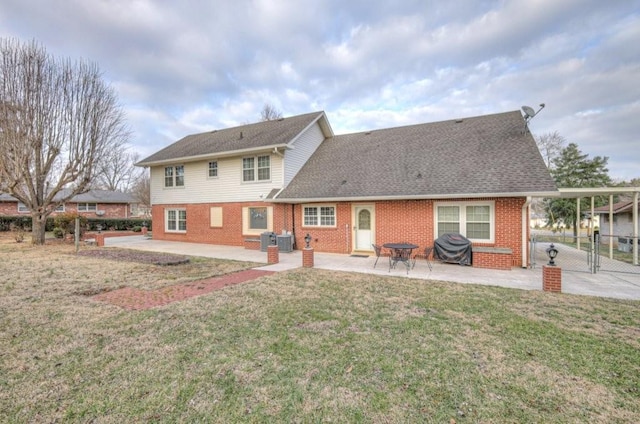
[455,119,463,123]
[341,180,347,185]
[364,131,372,135]
[277,117,284,121]
[239,131,243,139]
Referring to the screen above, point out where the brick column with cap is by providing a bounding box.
[542,265,562,293]
[267,245,279,264]
[302,248,314,268]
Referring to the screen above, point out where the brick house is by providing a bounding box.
[0,189,140,219]
[136,110,558,269]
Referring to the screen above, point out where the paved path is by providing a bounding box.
[103,236,640,301]
[93,269,275,310]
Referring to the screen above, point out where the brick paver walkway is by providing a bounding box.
[93,269,275,310]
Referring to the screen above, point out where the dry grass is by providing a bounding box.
[1,233,639,423]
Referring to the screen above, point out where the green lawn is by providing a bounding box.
[1,238,639,423]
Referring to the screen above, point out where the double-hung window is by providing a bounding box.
[165,165,185,187]
[166,208,187,232]
[303,205,336,227]
[435,201,494,242]
[208,161,218,178]
[242,155,270,182]
[78,203,97,212]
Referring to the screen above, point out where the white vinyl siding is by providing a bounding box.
[435,201,495,243]
[284,122,326,186]
[149,155,283,205]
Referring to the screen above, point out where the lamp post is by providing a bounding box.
[546,243,558,266]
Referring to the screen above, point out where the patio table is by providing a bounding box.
[383,243,418,274]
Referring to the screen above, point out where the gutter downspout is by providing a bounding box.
[522,196,532,268]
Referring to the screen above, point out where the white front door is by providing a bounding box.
[354,206,374,251]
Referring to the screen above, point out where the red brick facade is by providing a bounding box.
[0,202,132,219]
[151,196,530,269]
[542,265,562,292]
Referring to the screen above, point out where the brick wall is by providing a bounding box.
[0,202,131,219]
[151,197,529,269]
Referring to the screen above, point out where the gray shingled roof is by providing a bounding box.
[0,189,136,203]
[137,111,328,165]
[276,111,557,201]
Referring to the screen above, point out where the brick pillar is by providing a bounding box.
[542,265,562,293]
[302,248,314,268]
[267,245,279,264]
[95,234,105,247]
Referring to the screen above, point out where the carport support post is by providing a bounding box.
[634,191,638,266]
[542,265,562,293]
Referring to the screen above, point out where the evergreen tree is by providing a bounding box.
[545,143,611,236]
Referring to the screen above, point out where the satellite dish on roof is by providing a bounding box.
[522,105,536,118]
[521,103,546,134]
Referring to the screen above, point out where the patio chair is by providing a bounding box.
[372,244,384,268]
[414,246,433,271]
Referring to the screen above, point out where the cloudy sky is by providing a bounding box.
[1,0,639,180]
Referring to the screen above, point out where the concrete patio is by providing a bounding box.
[104,236,640,301]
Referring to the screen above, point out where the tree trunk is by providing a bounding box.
[31,213,47,245]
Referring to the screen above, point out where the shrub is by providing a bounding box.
[132,226,142,232]
[54,213,88,238]
[52,227,64,238]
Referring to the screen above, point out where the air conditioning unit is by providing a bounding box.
[95,210,105,216]
[277,235,293,253]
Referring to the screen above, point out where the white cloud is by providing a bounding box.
[1,0,639,180]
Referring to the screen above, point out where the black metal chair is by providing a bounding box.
[372,244,384,268]
[422,246,434,271]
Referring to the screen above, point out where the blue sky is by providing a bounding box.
[1,0,639,180]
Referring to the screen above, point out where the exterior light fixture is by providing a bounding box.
[304,233,311,248]
[96,224,102,233]
[269,232,276,245]
[546,243,558,266]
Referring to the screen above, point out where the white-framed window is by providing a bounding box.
[78,203,97,212]
[208,161,218,178]
[242,155,270,182]
[19,202,64,213]
[165,208,187,232]
[242,206,273,235]
[435,201,495,242]
[303,205,336,227]
[165,165,185,187]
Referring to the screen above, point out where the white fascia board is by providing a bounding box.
[136,143,290,167]
[270,191,561,203]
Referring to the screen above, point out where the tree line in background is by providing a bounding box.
[534,131,638,237]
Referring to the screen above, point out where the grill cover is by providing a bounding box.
[434,233,472,266]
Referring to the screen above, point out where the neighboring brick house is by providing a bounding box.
[136,110,558,269]
[0,189,140,219]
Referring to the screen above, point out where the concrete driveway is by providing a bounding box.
[104,236,640,301]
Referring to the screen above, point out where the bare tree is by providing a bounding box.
[0,38,129,244]
[535,131,566,169]
[94,147,144,192]
[260,103,283,121]
[130,171,151,217]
